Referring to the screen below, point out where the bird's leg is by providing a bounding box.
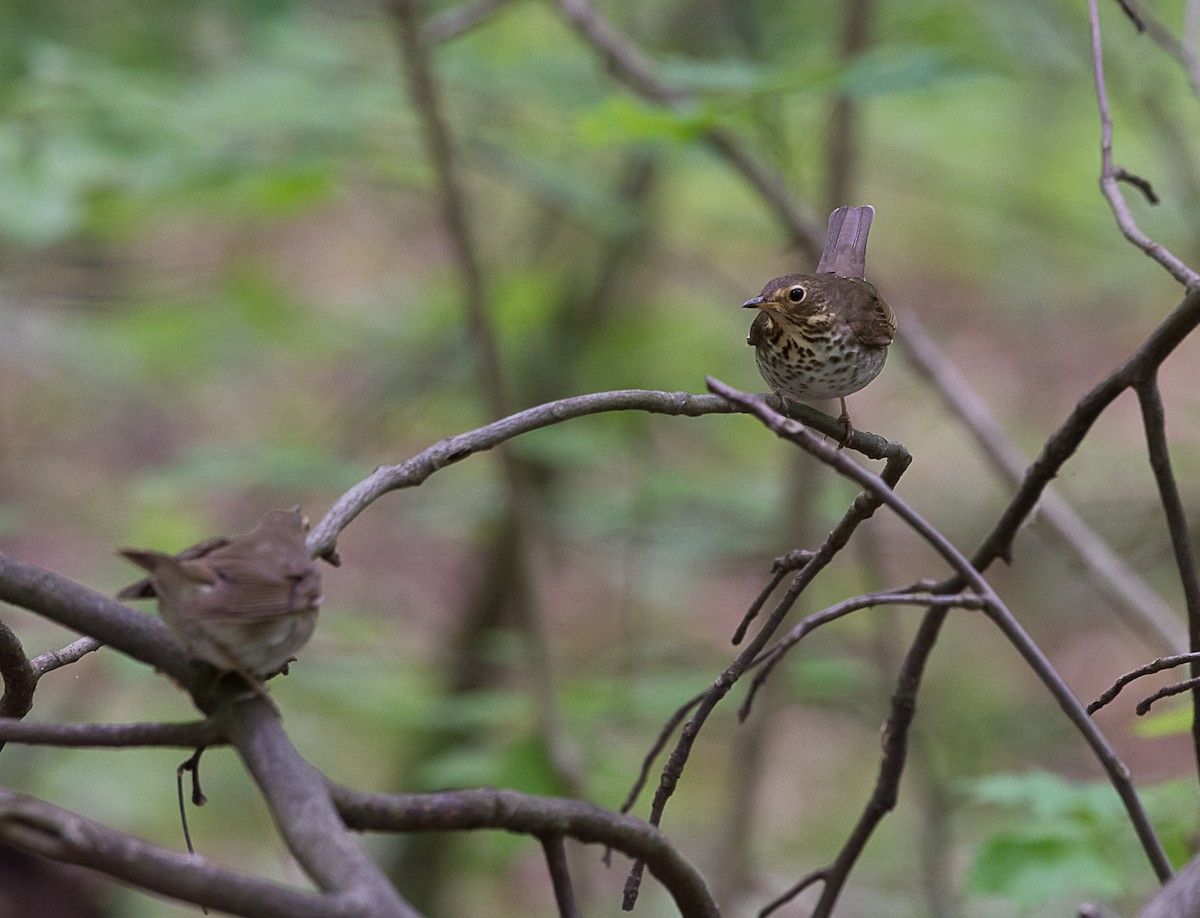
[836,397,854,449]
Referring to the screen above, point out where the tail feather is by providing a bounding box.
[816,205,874,280]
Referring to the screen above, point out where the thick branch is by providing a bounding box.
[219,700,420,918]
[0,554,188,685]
[0,790,377,918]
[0,719,222,748]
[331,785,719,918]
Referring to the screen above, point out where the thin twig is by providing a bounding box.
[30,636,103,676]
[1089,0,1200,288]
[1138,676,1200,715]
[740,591,985,721]
[1089,652,1200,713]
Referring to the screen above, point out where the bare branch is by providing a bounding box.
[0,719,222,748]
[0,617,34,721]
[0,554,188,685]
[708,377,1172,903]
[218,700,420,917]
[307,389,894,561]
[0,789,380,918]
[330,784,719,918]
[900,311,1186,653]
[539,834,580,918]
[972,286,1200,569]
[740,590,986,720]
[1089,0,1200,288]
[30,636,103,677]
[1135,377,1200,773]
[1137,675,1200,715]
[1090,652,1200,713]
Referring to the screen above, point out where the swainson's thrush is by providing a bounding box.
[118,509,322,688]
[744,205,896,440]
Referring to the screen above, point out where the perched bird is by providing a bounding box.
[118,509,322,691]
[744,205,896,442]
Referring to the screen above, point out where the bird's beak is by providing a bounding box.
[742,295,766,309]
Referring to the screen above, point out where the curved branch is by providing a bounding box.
[0,789,382,918]
[0,617,34,721]
[330,784,719,918]
[0,554,187,684]
[1090,652,1200,713]
[307,389,896,561]
[740,590,986,719]
[1089,0,1200,288]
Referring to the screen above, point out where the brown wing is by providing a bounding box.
[747,310,775,347]
[117,536,231,599]
[844,280,896,347]
[184,559,321,621]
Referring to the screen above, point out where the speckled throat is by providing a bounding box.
[744,272,895,404]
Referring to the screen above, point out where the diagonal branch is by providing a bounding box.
[709,378,1172,910]
[900,311,1186,653]
[1135,376,1200,776]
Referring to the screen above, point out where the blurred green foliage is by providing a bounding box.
[1,0,1199,915]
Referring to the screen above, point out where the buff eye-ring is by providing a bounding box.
[787,285,806,303]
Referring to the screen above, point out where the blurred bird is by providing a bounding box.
[744,205,896,442]
[118,509,322,693]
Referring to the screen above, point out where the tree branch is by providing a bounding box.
[218,700,420,918]
[307,389,893,561]
[1089,0,1200,289]
[708,378,1172,910]
[330,784,719,918]
[0,789,382,918]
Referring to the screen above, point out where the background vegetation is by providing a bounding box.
[2,0,1200,915]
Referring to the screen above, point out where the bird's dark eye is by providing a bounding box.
[787,285,806,303]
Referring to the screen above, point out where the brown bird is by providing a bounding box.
[744,205,896,442]
[118,509,322,692]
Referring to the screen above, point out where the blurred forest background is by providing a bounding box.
[2,0,1200,915]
